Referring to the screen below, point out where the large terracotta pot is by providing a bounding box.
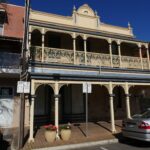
[60,129,71,141]
[44,130,56,143]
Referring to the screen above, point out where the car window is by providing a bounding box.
[141,110,150,118]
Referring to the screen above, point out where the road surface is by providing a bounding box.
[73,138,150,150]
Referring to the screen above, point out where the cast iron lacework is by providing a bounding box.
[100,53,111,67]
[30,46,42,61]
[30,46,149,70]
[121,56,142,69]
[44,47,74,64]
[112,55,120,68]
[76,51,85,65]
[143,58,149,69]
[87,52,101,66]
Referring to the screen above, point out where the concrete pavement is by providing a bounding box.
[33,139,118,150]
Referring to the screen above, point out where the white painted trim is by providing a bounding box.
[32,79,150,86]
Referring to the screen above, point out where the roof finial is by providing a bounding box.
[73,5,76,11]
[95,10,98,16]
[128,22,133,35]
[128,22,131,29]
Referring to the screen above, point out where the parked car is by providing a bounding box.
[122,109,150,141]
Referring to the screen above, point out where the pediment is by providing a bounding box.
[77,4,95,17]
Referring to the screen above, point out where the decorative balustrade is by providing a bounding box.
[112,55,120,68]
[100,53,111,67]
[44,47,74,64]
[87,52,101,66]
[30,46,150,70]
[76,51,85,65]
[143,58,149,70]
[87,52,111,67]
[30,46,42,61]
[121,56,142,69]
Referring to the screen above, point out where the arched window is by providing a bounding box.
[31,29,42,46]
[111,41,118,55]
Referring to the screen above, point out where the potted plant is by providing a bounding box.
[44,124,57,143]
[60,123,71,141]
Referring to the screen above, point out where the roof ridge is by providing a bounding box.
[0,2,24,8]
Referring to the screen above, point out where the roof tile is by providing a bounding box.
[0,3,24,39]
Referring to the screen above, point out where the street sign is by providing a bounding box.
[17,81,30,94]
[83,82,92,137]
[83,83,92,93]
[23,82,30,93]
[17,81,24,93]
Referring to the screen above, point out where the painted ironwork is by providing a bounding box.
[30,46,149,70]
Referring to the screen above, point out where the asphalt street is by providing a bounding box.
[72,138,150,150]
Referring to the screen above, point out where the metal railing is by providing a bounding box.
[30,46,149,70]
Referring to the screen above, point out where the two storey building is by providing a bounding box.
[27,4,150,141]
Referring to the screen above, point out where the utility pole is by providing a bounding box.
[18,0,30,149]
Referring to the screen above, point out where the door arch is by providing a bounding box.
[60,84,85,122]
[34,84,54,126]
[113,86,126,119]
[88,85,109,121]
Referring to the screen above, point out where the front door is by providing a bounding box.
[34,85,53,126]
[61,84,85,122]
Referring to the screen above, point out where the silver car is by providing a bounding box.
[122,109,150,141]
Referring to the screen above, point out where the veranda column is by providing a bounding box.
[72,33,76,64]
[108,39,113,67]
[28,32,31,58]
[125,83,131,119]
[29,80,35,142]
[28,26,31,50]
[84,35,87,65]
[117,40,122,68]
[146,44,150,69]
[28,32,31,49]
[27,26,31,58]
[42,28,45,62]
[139,44,143,69]
[54,82,60,139]
[109,82,116,133]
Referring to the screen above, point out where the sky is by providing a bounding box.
[7,0,150,42]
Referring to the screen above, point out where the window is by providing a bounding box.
[0,9,6,35]
[0,24,3,35]
[0,87,13,98]
[84,10,88,14]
